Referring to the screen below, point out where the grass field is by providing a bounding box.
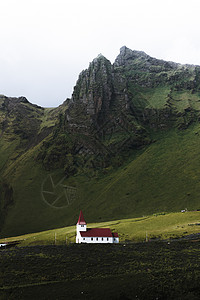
[1,211,200,246]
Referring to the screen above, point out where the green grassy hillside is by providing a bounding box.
[0,96,69,236]
[1,211,200,245]
[1,123,200,238]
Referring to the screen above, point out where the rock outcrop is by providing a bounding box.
[71,54,114,126]
[66,46,200,132]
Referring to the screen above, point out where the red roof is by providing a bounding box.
[113,232,119,238]
[77,210,86,225]
[80,228,113,237]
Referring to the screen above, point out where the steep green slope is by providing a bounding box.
[0,96,68,235]
[1,124,200,237]
[71,124,200,220]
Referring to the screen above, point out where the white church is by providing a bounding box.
[76,210,119,244]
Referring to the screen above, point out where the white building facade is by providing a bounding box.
[76,210,119,244]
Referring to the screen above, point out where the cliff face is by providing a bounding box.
[72,54,114,120]
[66,46,200,134]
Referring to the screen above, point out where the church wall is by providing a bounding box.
[81,237,113,243]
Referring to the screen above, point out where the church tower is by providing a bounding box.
[76,210,87,243]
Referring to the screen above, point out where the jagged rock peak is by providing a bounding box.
[93,53,105,61]
[120,46,148,58]
[114,46,183,72]
[90,53,111,67]
[72,51,113,117]
[114,46,150,67]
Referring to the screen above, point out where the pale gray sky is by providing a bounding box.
[0,0,200,107]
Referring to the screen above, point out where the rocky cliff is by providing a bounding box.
[42,46,200,174]
[67,46,200,130]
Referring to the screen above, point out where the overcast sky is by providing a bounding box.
[1,0,200,107]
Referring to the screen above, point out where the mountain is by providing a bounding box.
[1,46,200,238]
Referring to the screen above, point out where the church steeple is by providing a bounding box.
[77,210,86,225]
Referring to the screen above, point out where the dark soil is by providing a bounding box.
[0,241,200,299]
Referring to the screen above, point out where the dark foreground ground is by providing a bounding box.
[0,241,200,300]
